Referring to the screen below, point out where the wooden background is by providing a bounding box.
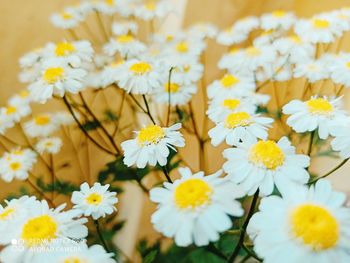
[1,0,350,260]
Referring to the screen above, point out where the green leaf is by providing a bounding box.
[143,250,158,263]
[36,177,79,195]
[82,120,100,131]
[104,110,119,122]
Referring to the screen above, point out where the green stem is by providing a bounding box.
[142,95,156,125]
[308,158,349,185]
[94,219,111,253]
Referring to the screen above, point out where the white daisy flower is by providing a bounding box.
[103,35,146,58]
[44,40,94,67]
[187,23,218,39]
[261,10,296,31]
[134,0,173,21]
[0,196,37,245]
[9,90,33,105]
[283,96,347,139]
[170,60,204,85]
[94,0,119,15]
[121,123,185,168]
[164,39,206,62]
[112,21,138,36]
[207,96,257,123]
[19,63,42,84]
[71,182,118,220]
[24,113,59,138]
[330,119,350,159]
[216,27,249,46]
[28,60,87,103]
[33,241,116,263]
[294,59,329,83]
[223,137,310,196]
[100,60,125,87]
[330,53,350,87]
[0,148,37,182]
[19,49,43,69]
[154,81,197,106]
[150,167,244,247]
[116,58,166,94]
[0,113,14,135]
[218,45,277,73]
[295,16,342,44]
[207,73,256,99]
[0,99,31,123]
[35,137,62,154]
[248,180,350,263]
[53,111,75,126]
[0,200,88,263]
[208,112,273,146]
[233,16,260,35]
[273,35,315,63]
[256,54,292,82]
[50,8,83,29]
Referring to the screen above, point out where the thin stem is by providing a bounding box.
[94,219,111,253]
[62,95,116,156]
[308,158,349,185]
[112,90,126,138]
[166,67,175,126]
[228,190,260,263]
[142,95,156,125]
[129,93,148,113]
[307,131,315,157]
[79,92,121,154]
[242,243,262,262]
[161,166,172,183]
[67,29,79,40]
[26,179,55,207]
[95,11,109,41]
[205,243,227,260]
[49,154,55,200]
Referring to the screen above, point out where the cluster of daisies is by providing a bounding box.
[2,0,350,262]
[0,182,118,262]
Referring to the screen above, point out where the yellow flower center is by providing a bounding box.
[220,74,240,88]
[245,47,261,56]
[166,35,174,42]
[34,115,51,126]
[289,35,302,44]
[249,140,285,170]
[225,112,251,128]
[174,179,213,209]
[229,47,239,54]
[0,208,15,220]
[313,19,330,29]
[129,62,152,75]
[291,204,339,250]
[43,67,64,84]
[21,215,57,247]
[86,193,103,205]
[306,98,333,115]
[64,257,85,263]
[61,12,73,20]
[346,62,350,69]
[116,34,134,43]
[9,162,21,171]
[137,125,165,145]
[105,0,114,6]
[6,106,17,115]
[222,99,240,110]
[164,83,180,93]
[145,2,156,11]
[176,42,189,53]
[272,10,286,18]
[19,90,29,98]
[183,64,191,72]
[55,42,76,57]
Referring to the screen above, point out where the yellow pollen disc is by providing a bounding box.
[21,215,57,247]
[86,193,103,205]
[105,0,114,6]
[13,149,23,155]
[19,90,29,98]
[10,162,21,171]
[174,179,213,209]
[116,34,134,43]
[346,62,350,69]
[129,62,152,75]
[145,2,156,11]
[289,35,302,44]
[166,35,174,42]
[229,47,239,54]
[34,115,51,126]
[64,257,86,263]
[6,106,17,115]
[164,83,180,93]
[45,142,54,147]
[225,112,251,128]
[43,67,64,84]
[137,125,165,145]
[222,99,241,110]
[272,10,286,18]
[61,12,73,20]
[220,74,240,88]
[55,42,76,57]
[0,208,15,220]
[176,42,189,53]
[306,98,333,114]
[246,47,261,56]
[183,64,191,72]
[249,140,285,170]
[291,204,339,250]
[261,29,274,36]
[313,19,330,29]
